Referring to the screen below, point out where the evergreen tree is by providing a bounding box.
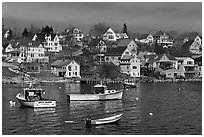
[44,25,50,34]
[123,23,128,35]
[22,27,29,37]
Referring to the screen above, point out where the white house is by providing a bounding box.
[157,33,174,48]
[117,39,137,54]
[120,55,140,77]
[51,59,81,78]
[44,34,62,52]
[105,39,138,66]
[32,34,38,41]
[73,28,84,41]
[175,57,197,78]
[4,30,11,38]
[96,40,107,53]
[189,35,202,57]
[5,43,14,53]
[18,41,48,63]
[103,28,118,41]
[137,33,154,44]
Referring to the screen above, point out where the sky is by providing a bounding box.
[2,2,202,34]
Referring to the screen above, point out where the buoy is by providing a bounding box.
[59,87,61,89]
[149,112,153,116]
[178,88,181,91]
[136,97,139,101]
[9,101,16,106]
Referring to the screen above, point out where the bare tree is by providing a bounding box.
[89,23,109,38]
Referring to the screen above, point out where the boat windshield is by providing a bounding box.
[24,89,45,100]
[94,87,105,94]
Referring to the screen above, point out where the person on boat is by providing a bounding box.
[37,90,43,100]
[25,90,30,100]
[85,118,92,128]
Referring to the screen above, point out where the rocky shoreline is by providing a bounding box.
[2,76,202,85]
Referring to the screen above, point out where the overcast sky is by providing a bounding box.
[2,2,202,34]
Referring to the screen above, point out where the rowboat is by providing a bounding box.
[67,84,123,101]
[86,113,122,127]
[16,85,56,108]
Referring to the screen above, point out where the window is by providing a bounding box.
[187,61,192,65]
[68,66,71,71]
[132,66,137,69]
[69,72,71,76]
[75,72,77,75]
[75,66,77,70]
[127,66,129,69]
[108,35,114,39]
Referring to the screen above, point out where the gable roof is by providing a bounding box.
[105,46,127,56]
[156,53,177,61]
[139,34,150,39]
[175,57,193,61]
[182,40,194,48]
[116,39,134,47]
[51,59,79,68]
[144,54,157,59]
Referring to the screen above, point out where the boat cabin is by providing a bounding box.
[23,88,45,100]
[94,84,117,94]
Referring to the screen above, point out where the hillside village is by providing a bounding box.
[2,23,202,83]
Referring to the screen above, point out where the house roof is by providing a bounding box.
[116,39,134,47]
[161,68,184,73]
[144,54,157,59]
[120,56,134,60]
[175,57,193,61]
[139,34,150,39]
[51,59,79,68]
[182,40,194,48]
[156,53,177,61]
[51,60,63,67]
[105,46,127,56]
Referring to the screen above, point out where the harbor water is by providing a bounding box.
[2,82,202,135]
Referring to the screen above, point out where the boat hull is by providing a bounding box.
[67,90,123,101]
[16,93,56,108]
[91,114,122,125]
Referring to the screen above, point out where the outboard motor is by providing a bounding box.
[85,118,92,128]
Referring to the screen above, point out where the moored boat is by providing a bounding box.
[86,113,122,127]
[124,79,137,88]
[16,85,56,108]
[67,83,123,101]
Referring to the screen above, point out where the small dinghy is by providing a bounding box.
[86,113,122,127]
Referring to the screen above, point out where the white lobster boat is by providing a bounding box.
[67,84,123,101]
[16,86,56,108]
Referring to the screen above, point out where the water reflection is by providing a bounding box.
[64,83,81,94]
[34,108,56,115]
